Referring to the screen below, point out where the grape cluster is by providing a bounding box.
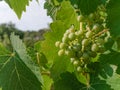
[55,6,110,73]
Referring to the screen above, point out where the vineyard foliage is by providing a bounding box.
[0,0,120,90]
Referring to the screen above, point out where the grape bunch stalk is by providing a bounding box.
[55,5,110,74]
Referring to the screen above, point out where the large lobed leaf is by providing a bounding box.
[78,0,100,15]
[107,0,120,39]
[5,0,31,18]
[36,21,71,81]
[56,1,79,29]
[53,72,114,90]
[0,34,42,90]
[53,71,120,90]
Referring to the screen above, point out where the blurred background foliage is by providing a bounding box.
[0,22,49,48]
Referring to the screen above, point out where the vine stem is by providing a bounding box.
[94,29,109,37]
[41,71,51,76]
[36,52,40,64]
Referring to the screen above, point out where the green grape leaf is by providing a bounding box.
[44,0,58,20]
[54,72,113,90]
[106,72,120,90]
[42,75,53,90]
[107,0,120,39]
[36,21,71,81]
[78,0,100,15]
[56,1,79,29]
[5,0,31,19]
[99,51,120,74]
[0,34,42,90]
[54,72,85,90]
[88,76,113,90]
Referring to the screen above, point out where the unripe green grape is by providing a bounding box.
[73,60,79,66]
[58,49,64,56]
[68,33,76,40]
[82,39,89,46]
[69,25,75,33]
[104,36,110,42]
[86,31,93,38]
[72,44,81,51]
[70,58,76,63]
[64,32,69,37]
[89,13,95,20]
[91,43,99,52]
[86,25,91,31]
[75,30,84,36]
[77,51,82,58]
[88,51,97,58]
[62,35,69,43]
[83,64,89,72]
[82,52,89,59]
[66,30,70,34]
[78,15,85,22]
[77,66,82,72]
[68,46,72,49]
[65,49,75,57]
[92,24,100,31]
[55,41,61,47]
[59,43,67,49]
[99,11,107,17]
[96,38,104,45]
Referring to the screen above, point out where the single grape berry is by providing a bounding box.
[73,60,79,66]
[77,66,82,72]
[70,58,76,63]
[58,49,64,56]
[69,25,75,33]
[68,33,76,40]
[72,44,81,51]
[62,35,69,43]
[82,52,89,60]
[82,39,89,46]
[59,43,67,49]
[65,49,75,57]
[86,31,93,38]
[78,15,85,22]
[75,30,84,36]
[91,43,99,52]
[55,41,61,47]
[96,38,104,45]
[89,13,95,20]
[92,24,100,32]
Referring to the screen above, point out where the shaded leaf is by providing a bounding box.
[54,72,85,90]
[99,51,120,74]
[78,0,101,15]
[107,0,120,38]
[54,72,112,90]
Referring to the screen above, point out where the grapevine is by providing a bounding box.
[1,0,120,90]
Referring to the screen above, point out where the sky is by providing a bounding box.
[0,0,52,31]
